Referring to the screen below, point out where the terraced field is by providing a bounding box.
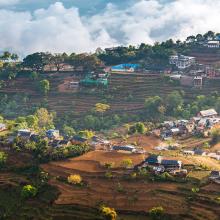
[41,149,220,220]
[2,72,220,117]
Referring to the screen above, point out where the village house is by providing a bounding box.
[136,155,182,172]
[112,145,136,153]
[183,150,195,156]
[193,76,203,88]
[161,159,182,171]
[50,139,71,148]
[197,109,218,118]
[71,136,88,145]
[205,40,220,48]
[169,55,196,69]
[46,129,60,139]
[145,155,163,166]
[209,171,220,180]
[17,129,33,140]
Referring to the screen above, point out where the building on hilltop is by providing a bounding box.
[169,55,196,69]
[204,40,220,48]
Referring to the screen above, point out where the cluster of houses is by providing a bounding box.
[154,109,220,140]
[135,154,186,176]
[135,154,220,183]
[16,128,113,150]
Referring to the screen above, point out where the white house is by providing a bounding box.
[205,41,220,48]
[198,109,218,118]
[169,55,196,69]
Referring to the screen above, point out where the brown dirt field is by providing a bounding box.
[212,142,220,151]
[112,134,161,151]
[43,151,145,175]
[73,151,145,167]
[42,149,220,219]
[48,177,187,215]
[51,160,104,173]
[201,182,220,193]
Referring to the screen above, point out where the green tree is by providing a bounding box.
[39,79,50,95]
[26,115,39,130]
[35,108,54,130]
[22,52,51,73]
[21,185,38,199]
[0,151,7,168]
[30,71,39,80]
[51,53,66,72]
[129,122,146,134]
[1,51,11,62]
[166,91,183,114]
[78,130,94,139]
[95,103,110,122]
[144,96,163,119]
[100,206,117,220]
[149,206,165,220]
[63,125,75,137]
[121,158,133,169]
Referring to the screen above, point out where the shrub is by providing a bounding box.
[129,122,146,134]
[149,206,164,219]
[104,162,115,169]
[130,172,137,179]
[105,171,113,179]
[215,197,220,204]
[21,185,38,199]
[191,187,200,193]
[116,182,125,193]
[67,174,82,185]
[121,158,133,169]
[78,130,95,139]
[100,206,117,220]
[0,151,7,168]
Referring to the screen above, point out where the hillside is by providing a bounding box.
[1,72,220,118]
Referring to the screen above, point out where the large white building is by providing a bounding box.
[169,55,196,69]
[205,41,220,48]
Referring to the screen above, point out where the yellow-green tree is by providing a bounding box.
[121,158,133,169]
[67,174,82,185]
[100,206,117,220]
[95,103,110,122]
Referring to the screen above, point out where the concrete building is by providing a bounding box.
[169,55,196,69]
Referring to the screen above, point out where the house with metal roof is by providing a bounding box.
[112,145,136,152]
[198,109,218,118]
[161,159,182,170]
[46,129,60,139]
[145,155,163,165]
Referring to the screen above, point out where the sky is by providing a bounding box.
[0,0,220,55]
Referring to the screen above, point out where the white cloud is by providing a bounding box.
[0,0,20,6]
[1,0,220,55]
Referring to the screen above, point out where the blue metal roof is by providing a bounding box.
[111,64,140,70]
